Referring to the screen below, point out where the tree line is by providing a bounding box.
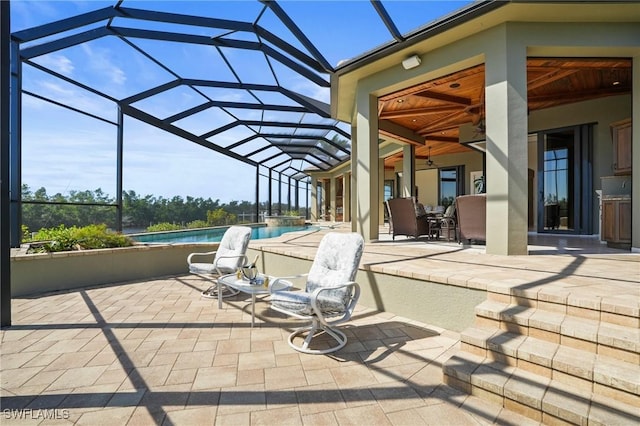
[20,185,306,234]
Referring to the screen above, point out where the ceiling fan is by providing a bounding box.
[426,146,436,168]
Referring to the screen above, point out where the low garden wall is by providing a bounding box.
[10,243,218,297]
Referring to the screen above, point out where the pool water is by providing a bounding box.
[131,225,318,244]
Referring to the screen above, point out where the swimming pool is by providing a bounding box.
[131,225,318,244]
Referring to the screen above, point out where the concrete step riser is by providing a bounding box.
[486,292,640,328]
[443,354,640,426]
[474,307,640,364]
[460,340,640,408]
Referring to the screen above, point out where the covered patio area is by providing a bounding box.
[2,226,637,424]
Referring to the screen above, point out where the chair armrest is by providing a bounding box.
[187,251,217,265]
[441,217,456,226]
[268,273,308,294]
[310,281,358,296]
[309,281,360,321]
[212,254,249,273]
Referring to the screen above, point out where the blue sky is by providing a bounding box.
[12,0,473,203]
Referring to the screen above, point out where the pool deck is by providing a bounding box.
[1,223,637,425]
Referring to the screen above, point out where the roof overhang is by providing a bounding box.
[331,0,640,123]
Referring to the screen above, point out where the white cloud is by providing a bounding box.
[24,79,116,121]
[81,43,126,86]
[36,54,75,76]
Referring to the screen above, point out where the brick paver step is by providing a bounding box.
[485,289,640,323]
[460,328,640,401]
[474,300,640,354]
[443,351,640,426]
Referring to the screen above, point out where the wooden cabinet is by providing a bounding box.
[602,198,631,247]
[610,119,632,175]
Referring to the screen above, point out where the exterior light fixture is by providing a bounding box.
[402,55,421,70]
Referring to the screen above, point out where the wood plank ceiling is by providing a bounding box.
[379,58,632,168]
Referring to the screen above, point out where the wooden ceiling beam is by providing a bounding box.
[379,105,463,119]
[412,90,473,106]
[379,128,425,147]
[528,85,630,103]
[416,112,468,134]
[527,69,578,90]
[423,135,459,143]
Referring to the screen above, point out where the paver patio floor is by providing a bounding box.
[2,225,636,425]
[1,273,541,425]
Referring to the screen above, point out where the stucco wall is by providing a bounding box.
[251,248,485,332]
[11,243,218,297]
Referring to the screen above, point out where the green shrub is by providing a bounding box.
[206,208,236,226]
[283,210,300,217]
[28,224,133,253]
[146,222,183,232]
[21,224,30,242]
[186,220,208,229]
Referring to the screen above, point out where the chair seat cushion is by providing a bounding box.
[189,263,216,274]
[190,263,237,275]
[271,290,346,316]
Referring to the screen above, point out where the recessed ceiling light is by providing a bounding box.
[613,81,620,86]
[397,99,404,103]
[449,82,460,89]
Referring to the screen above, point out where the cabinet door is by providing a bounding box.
[612,121,632,175]
[602,201,617,241]
[618,200,631,242]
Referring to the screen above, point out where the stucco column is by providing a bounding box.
[343,172,351,222]
[379,158,385,226]
[402,144,415,198]
[484,31,528,255]
[310,176,318,222]
[632,55,640,252]
[354,89,380,241]
[329,176,337,222]
[350,125,358,232]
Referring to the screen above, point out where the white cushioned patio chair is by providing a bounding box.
[187,226,251,308]
[269,232,364,354]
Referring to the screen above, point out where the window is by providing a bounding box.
[439,166,464,207]
[384,180,394,201]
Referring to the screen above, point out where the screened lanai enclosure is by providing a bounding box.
[4,0,476,247]
[3,0,480,324]
[6,0,355,244]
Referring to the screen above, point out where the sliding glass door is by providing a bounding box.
[537,125,593,234]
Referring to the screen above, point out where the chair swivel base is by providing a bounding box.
[287,320,347,355]
[201,284,239,299]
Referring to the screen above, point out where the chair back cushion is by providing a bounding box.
[386,198,430,239]
[215,226,252,272]
[443,204,455,218]
[306,232,364,309]
[455,194,486,242]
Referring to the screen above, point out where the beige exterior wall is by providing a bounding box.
[253,248,485,332]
